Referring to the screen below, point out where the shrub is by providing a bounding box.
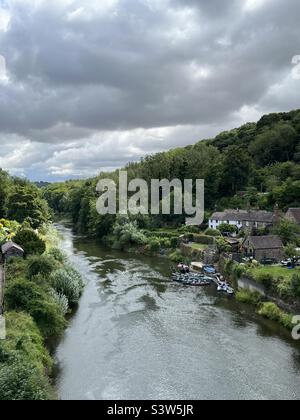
[277,277,293,299]
[169,250,185,263]
[49,289,69,316]
[258,302,294,331]
[113,221,147,249]
[160,238,171,249]
[280,313,294,330]
[149,238,160,253]
[0,358,52,400]
[236,290,262,306]
[258,302,282,322]
[256,273,273,289]
[223,259,235,276]
[218,223,237,234]
[29,300,67,338]
[193,234,215,245]
[5,279,66,338]
[232,263,247,279]
[14,229,46,256]
[291,274,300,298]
[205,228,221,237]
[47,247,67,264]
[27,255,58,280]
[170,237,179,249]
[50,267,84,305]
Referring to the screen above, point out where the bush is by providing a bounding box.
[49,289,69,316]
[47,248,67,264]
[256,273,273,289]
[236,290,262,306]
[193,234,215,245]
[113,221,147,249]
[277,277,293,299]
[218,223,237,234]
[50,267,84,305]
[205,228,221,237]
[27,255,58,280]
[5,279,66,338]
[160,238,171,249]
[232,263,247,279]
[170,237,179,249]
[258,302,282,322]
[169,250,185,263]
[14,229,46,256]
[0,358,52,400]
[148,238,160,253]
[258,302,294,331]
[291,274,300,298]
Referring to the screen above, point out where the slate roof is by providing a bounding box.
[243,235,283,250]
[210,209,275,224]
[1,241,24,254]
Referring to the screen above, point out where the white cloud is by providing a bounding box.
[0,8,10,32]
[244,0,268,12]
[0,54,8,83]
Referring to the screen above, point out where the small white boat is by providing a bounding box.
[217,282,235,296]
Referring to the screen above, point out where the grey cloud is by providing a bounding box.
[0,0,299,180]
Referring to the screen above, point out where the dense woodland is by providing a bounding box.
[44,109,300,240]
[0,172,51,229]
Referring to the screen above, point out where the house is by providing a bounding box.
[285,208,300,226]
[242,235,284,263]
[209,209,276,231]
[1,241,24,261]
[224,237,241,253]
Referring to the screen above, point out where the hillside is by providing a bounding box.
[43,109,300,235]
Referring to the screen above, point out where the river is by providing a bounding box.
[55,224,300,400]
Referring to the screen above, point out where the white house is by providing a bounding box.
[209,209,276,231]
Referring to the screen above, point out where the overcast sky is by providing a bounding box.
[0,0,299,181]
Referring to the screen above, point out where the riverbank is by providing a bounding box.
[0,224,84,400]
[219,258,300,333]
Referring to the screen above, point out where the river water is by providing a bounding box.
[55,224,300,400]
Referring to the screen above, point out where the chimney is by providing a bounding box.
[274,203,281,224]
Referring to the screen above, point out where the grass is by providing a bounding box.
[249,265,300,281]
[190,243,208,251]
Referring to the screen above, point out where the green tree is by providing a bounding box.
[220,146,253,195]
[27,255,58,279]
[0,169,10,218]
[284,244,300,268]
[14,229,46,256]
[7,185,51,229]
[250,123,298,166]
[272,220,300,245]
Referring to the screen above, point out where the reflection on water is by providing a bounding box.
[55,224,300,401]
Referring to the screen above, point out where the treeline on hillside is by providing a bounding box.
[43,109,300,238]
[0,170,51,229]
